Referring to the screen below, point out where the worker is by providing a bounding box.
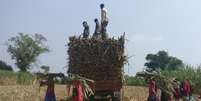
[100,3,108,38]
[182,80,191,101]
[148,78,159,101]
[189,83,195,101]
[173,79,181,101]
[93,18,101,38]
[72,80,83,101]
[44,76,56,101]
[82,21,90,38]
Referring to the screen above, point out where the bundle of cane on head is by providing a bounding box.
[67,73,94,100]
[136,71,176,95]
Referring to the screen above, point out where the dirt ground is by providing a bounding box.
[0,85,200,101]
[0,85,147,101]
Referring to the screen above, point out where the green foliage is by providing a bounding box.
[161,65,201,93]
[0,70,16,79]
[0,70,36,85]
[6,33,49,72]
[124,75,146,86]
[17,72,36,85]
[40,65,50,73]
[145,50,183,71]
[126,65,201,94]
[0,60,13,71]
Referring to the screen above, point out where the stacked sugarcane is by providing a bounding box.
[67,35,126,83]
[136,71,176,95]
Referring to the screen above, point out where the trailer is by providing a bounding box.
[67,36,125,101]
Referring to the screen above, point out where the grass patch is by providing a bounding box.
[0,70,36,85]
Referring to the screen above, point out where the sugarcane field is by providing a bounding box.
[1,1,201,101]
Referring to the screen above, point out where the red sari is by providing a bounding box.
[73,80,83,101]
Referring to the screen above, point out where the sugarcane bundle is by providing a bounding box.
[67,74,94,100]
[136,71,176,95]
[67,35,126,82]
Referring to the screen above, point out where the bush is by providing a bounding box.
[0,70,16,79]
[124,75,146,86]
[0,70,36,85]
[17,72,36,85]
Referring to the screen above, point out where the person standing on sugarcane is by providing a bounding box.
[82,21,90,38]
[100,3,108,39]
[93,18,101,38]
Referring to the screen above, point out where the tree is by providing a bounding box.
[7,33,49,72]
[0,60,13,71]
[145,50,183,71]
[40,65,50,73]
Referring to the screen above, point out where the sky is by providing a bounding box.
[0,0,201,75]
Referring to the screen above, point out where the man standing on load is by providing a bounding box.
[100,3,108,38]
[93,18,101,38]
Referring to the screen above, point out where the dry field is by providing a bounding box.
[0,85,200,101]
[0,85,149,101]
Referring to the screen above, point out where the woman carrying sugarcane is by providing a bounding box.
[66,74,94,101]
[173,79,181,101]
[38,73,64,101]
[182,80,191,101]
[44,76,56,101]
[148,78,159,101]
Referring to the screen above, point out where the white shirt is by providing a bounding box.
[101,8,108,23]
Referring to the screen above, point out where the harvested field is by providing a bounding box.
[0,85,148,101]
[0,85,200,101]
[0,85,67,101]
[123,86,148,101]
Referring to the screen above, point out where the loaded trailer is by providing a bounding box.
[67,35,126,101]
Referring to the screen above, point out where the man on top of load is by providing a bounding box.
[100,3,108,38]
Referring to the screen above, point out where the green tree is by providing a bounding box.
[7,33,49,72]
[0,60,13,71]
[145,50,183,71]
[40,65,50,73]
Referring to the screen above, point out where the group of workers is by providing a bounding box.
[40,73,93,101]
[148,78,194,101]
[82,4,109,39]
[40,76,81,101]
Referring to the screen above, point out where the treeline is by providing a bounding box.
[0,60,13,71]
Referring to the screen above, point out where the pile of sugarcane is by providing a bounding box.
[136,71,176,95]
[67,35,126,82]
